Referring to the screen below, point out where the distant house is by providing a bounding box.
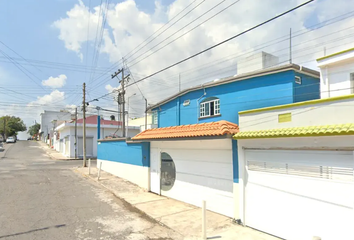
[39,110,78,144]
[127,113,158,132]
[54,115,140,158]
[97,62,321,218]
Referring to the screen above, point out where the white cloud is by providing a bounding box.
[42,74,67,88]
[29,90,65,106]
[54,0,354,116]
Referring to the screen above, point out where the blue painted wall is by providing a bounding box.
[232,140,239,183]
[97,140,150,167]
[293,72,320,103]
[155,70,319,127]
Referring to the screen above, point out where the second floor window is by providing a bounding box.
[152,110,158,125]
[200,97,220,118]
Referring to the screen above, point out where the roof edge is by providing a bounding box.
[316,47,354,61]
[148,63,320,111]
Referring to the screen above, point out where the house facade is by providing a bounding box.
[39,110,76,144]
[317,47,354,98]
[151,64,319,127]
[55,115,140,158]
[98,63,321,219]
[232,48,354,239]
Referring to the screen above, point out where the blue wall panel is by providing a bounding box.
[156,70,300,127]
[232,140,239,183]
[293,72,320,103]
[97,140,150,167]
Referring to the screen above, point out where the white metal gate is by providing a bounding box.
[245,149,354,240]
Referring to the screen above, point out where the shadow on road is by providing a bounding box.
[0,224,66,238]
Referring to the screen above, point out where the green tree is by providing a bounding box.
[0,116,27,139]
[28,123,41,136]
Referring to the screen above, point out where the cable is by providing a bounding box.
[125,0,207,62]
[128,0,241,67]
[89,4,353,89]
[0,49,45,90]
[125,0,315,88]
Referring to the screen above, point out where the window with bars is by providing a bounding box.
[200,97,220,118]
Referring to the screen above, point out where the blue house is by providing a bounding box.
[151,64,319,127]
[98,63,320,219]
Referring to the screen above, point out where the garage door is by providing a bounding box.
[245,150,354,240]
[151,139,234,217]
[78,137,93,157]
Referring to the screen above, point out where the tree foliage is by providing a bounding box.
[28,123,41,136]
[0,116,27,138]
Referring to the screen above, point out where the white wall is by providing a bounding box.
[319,61,354,98]
[97,159,150,189]
[151,139,235,217]
[239,97,354,132]
[237,52,279,75]
[57,124,140,158]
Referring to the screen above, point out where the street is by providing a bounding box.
[0,141,180,240]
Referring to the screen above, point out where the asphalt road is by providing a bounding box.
[0,141,180,240]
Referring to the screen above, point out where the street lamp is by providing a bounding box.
[127,93,136,137]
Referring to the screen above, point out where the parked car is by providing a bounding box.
[6,137,16,143]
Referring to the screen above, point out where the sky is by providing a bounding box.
[0,0,354,139]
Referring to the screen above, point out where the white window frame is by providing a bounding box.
[350,73,354,94]
[295,76,302,84]
[200,98,220,118]
[152,111,158,125]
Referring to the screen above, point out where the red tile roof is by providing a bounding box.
[132,120,239,140]
[75,115,122,126]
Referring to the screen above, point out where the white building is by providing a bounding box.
[317,47,354,98]
[54,115,140,158]
[230,47,354,240]
[128,113,158,132]
[39,110,76,144]
[237,51,279,75]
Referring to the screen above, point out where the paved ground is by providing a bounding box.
[0,141,182,240]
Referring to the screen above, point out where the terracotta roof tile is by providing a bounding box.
[132,120,239,140]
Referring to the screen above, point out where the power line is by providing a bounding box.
[89,0,203,84]
[125,0,207,62]
[128,0,241,67]
[0,49,45,90]
[125,0,315,88]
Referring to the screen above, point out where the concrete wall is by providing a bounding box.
[239,96,354,132]
[319,61,354,98]
[97,140,150,189]
[151,139,235,218]
[154,70,320,128]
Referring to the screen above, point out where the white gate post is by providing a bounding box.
[202,200,207,240]
[97,161,102,181]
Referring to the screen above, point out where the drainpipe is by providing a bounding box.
[197,85,206,123]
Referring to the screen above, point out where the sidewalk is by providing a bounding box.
[75,166,281,240]
[36,141,76,161]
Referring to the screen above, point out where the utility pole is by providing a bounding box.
[3,118,6,140]
[179,73,181,92]
[145,98,147,131]
[82,82,87,167]
[289,28,292,64]
[74,107,77,159]
[111,68,130,138]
